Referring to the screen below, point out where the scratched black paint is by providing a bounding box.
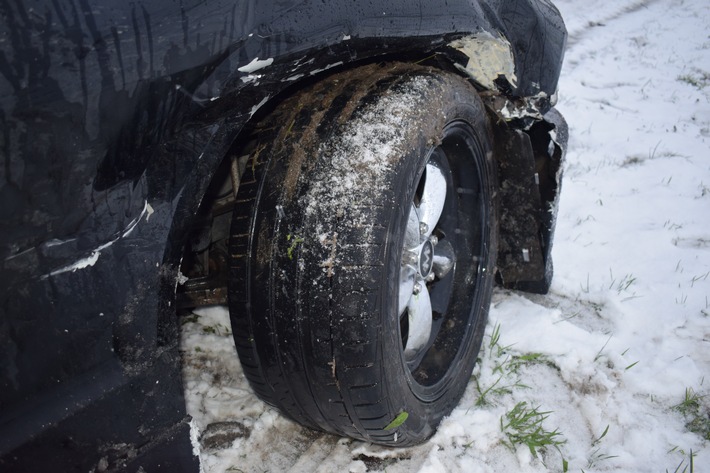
[0,0,566,470]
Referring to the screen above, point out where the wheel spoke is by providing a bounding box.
[418,163,447,237]
[404,286,432,360]
[432,239,456,279]
[404,204,421,251]
[398,266,416,315]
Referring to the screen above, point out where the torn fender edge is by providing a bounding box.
[449,32,519,92]
[483,90,555,130]
[446,32,555,128]
[486,103,568,294]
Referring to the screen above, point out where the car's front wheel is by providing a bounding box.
[229,63,498,446]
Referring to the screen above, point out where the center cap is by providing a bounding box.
[419,240,434,277]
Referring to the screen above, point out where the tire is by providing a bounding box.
[228,63,498,446]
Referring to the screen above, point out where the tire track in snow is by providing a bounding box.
[558,0,662,49]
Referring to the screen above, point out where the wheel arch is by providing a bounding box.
[175,44,567,312]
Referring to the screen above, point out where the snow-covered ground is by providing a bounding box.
[181,0,710,471]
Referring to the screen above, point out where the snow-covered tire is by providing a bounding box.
[228,63,498,446]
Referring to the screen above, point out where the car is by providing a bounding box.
[0,0,567,470]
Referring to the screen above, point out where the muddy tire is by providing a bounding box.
[228,63,498,446]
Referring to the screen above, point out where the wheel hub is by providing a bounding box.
[419,239,434,278]
[399,161,458,364]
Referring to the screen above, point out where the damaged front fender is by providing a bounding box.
[446,27,568,294]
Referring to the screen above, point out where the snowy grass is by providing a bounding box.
[500,402,566,461]
[181,0,710,471]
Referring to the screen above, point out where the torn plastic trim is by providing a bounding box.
[489,106,568,294]
[447,32,556,130]
[449,32,518,92]
[482,91,553,130]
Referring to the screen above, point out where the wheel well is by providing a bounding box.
[175,56,565,309]
[175,55,471,309]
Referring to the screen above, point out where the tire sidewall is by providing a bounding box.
[230,64,499,446]
[378,77,497,441]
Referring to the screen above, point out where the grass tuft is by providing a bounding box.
[489,323,515,357]
[475,325,556,406]
[591,424,610,446]
[181,314,199,325]
[677,68,710,89]
[594,335,612,362]
[625,360,640,371]
[500,402,566,459]
[474,373,529,407]
[673,388,710,441]
[201,323,231,336]
[667,449,695,473]
[489,323,502,351]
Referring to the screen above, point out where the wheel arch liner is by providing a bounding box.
[488,106,568,293]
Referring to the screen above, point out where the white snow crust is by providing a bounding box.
[238,57,274,73]
[181,0,710,471]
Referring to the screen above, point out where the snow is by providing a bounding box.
[303,79,419,217]
[181,0,710,471]
[237,57,274,73]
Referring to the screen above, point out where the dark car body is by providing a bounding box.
[0,0,566,470]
